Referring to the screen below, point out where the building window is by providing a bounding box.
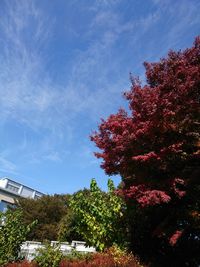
[0,200,15,212]
[6,184,19,193]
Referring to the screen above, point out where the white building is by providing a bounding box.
[0,177,44,212]
[20,241,96,261]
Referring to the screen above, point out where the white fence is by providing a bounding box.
[20,240,96,261]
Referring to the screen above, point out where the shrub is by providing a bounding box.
[107,246,142,267]
[64,249,92,262]
[34,243,63,267]
[0,210,36,266]
[60,246,143,267]
[5,246,144,267]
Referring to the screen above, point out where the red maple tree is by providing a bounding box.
[91,37,200,265]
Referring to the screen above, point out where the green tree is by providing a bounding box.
[70,179,127,251]
[0,209,35,265]
[58,208,83,242]
[15,194,70,241]
[58,189,90,242]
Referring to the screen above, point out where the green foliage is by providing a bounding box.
[106,245,143,267]
[0,209,36,266]
[58,209,83,242]
[34,243,63,267]
[15,194,70,241]
[64,249,92,262]
[70,178,127,251]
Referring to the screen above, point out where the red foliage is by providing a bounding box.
[172,178,186,199]
[116,185,171,206]
[169,230,184,246]
[60,251,141,267]
[5,261,37,267]
[4,255,142,267]
[91,37,200,208]
[91,37,200,261]
[59,254,115,267]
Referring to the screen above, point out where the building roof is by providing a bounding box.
[0,177,44,200]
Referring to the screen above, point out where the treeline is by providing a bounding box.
[0,179,132,266]
[14,179,127,251]
[15,193,79,242]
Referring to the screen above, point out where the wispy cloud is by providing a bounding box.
[0,0,199,190]
[143,0,200,59]
[0,0,55,128]
[0,155,18,175]
[0,0,66,173]
[2,0,197,135]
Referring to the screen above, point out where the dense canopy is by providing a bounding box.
[92,37,200,206]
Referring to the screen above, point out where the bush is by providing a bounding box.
[5,246,144,267]
[0,210,36,266]
[60,246,143,267]
[34,243,63,267]
[64,249,92,262]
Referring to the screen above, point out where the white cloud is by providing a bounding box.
[0,0,199,172]
[0,0,55,129]
[0,0,165,133]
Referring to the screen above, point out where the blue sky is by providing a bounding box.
[0,0,199,194]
